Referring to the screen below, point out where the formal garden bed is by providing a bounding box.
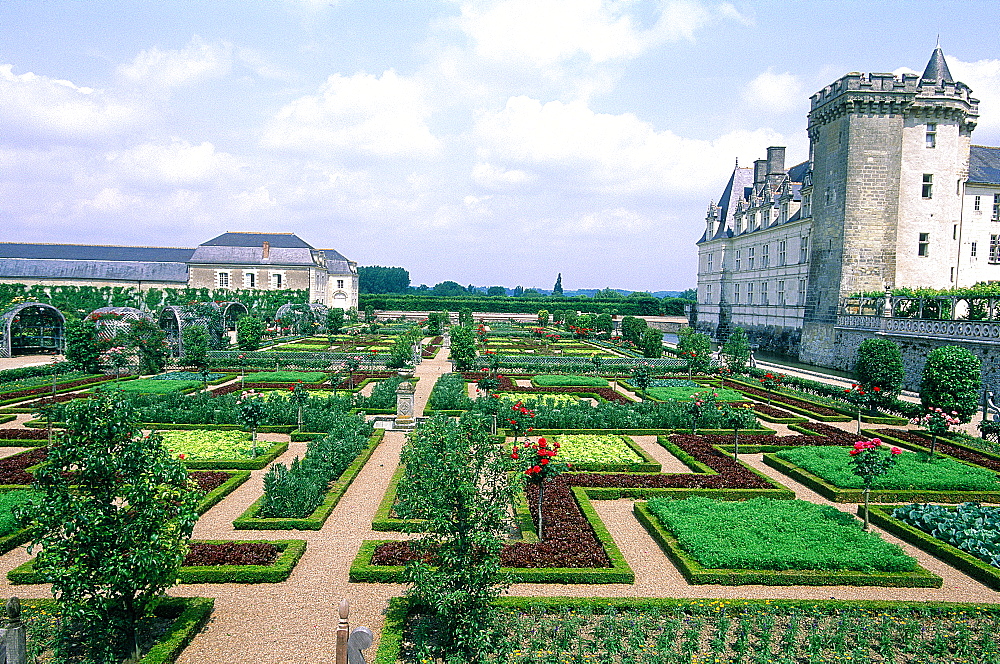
[158,429,288,470]
[97,378,203,394]
[635,496,939,586]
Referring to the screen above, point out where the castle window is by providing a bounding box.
[217,271,230,288]
[733,284,740,304]
[922,174,933,199]
[799,236,809,263]
[975,195,981,212]
[777,280,785,305]
[925,122,936,148]
[746,282,754,304]
[747,247,755,269]
[994,194,1000,220]
[918,233,930,257]
[706,284,713,303]
[953,225,958,240]
[337,279,344,289]
[734,249,741,271]
[972,241,978,257]
[707,254,714,272]
[991,235,1000,263]
[778,240,786,266]
[244,272,256,289]
[272,273,283,289]
[761,244,769,268]
[760,282,769,305]
[799,279,807,305]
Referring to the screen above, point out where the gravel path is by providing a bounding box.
[0,347,997,662]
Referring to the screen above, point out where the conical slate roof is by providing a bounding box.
[921,42,953,84]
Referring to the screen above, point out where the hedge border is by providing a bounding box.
[540,433,661,473]
[194,470,251,515]
[371,595,1000,664]
[725,377,853,422]
[233,429,384,530]
[633,501,941,587]
[351,486,634,584]
[8,539,307,584]
[0,374,122,407]
[499,427,775,437]
[762,452,1000,504]
[865,505,1000,591]
[175,441,288,471]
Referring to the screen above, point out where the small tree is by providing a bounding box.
[537,309,550,327]
[394,414,512,663]
[458,307,473,327]
[595,313,613,337]
[64,318,102,374]
[290,380,309,432]
[641,327,664,358]
[854,338,904,406]
[844,383,880,434]
[506,400,535,446]
[687,390,718,435]
[237,390,266,456]
[678,330,711,374]
[717,402,758,460]
[631,363,656,393]
[721,326,751,375]
[181,324,210,370]
[921,345,981,422]
[450,326,477,371]
[511,436,568,541]
[326,308,345,336]
[364,305,376,322]
[19,392,199,662]
[128,317,169,375]
[848,438,902,530]
[237,316,266,351]
[757,372,784,406]
[620,315,646,345]
[912,407,961,458]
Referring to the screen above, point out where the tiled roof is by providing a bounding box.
[0,258,188,283]
[0,243,193,262]
[200,232,313,249]
[969,146,1000,185]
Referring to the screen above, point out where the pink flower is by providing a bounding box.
[890,447,902,455]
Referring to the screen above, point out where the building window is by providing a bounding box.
[707,253,714,272]
[734,249,741,271]
[975,195,982,212]
[777,280,785,305]
[994,194,1000,220]
[991,235,1000,263]
[760,282,769,305]
[918,233,930,256]
[244,272,256,289]
[922,174,933,199]
[799,236,809,263]
[747,247,755,270]
[954,225,958,240]
[761,244,770,268]
[706,284,713,304]
[799,279,807,305]
[272,273,283,289]
[217,272,230,288]
[778,240,786,266]
[746,282,754,304]
[926,122,936,148]
[733,284,740,304]
[972,241,978,257]
[337,279,344,289]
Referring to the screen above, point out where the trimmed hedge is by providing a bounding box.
[195,470,250,515]
[352,487,634,584]
[763,452,1000,504]
[634,501,941,587]
[233,429,384,530]
[866,505,1000,590]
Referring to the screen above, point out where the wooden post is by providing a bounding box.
[336,598,350,664]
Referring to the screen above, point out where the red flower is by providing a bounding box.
[890,447,902,455]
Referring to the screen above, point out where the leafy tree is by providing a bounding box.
[358,266,410,294]
[458,307,473,327]
[594,287,623,300]
[849,438,902,530]
[552,273,563,296]
[512,285,524,297]
[395,414,512,663]
[920,345,981,422]
[433,281,468,297]
[641,327,664,358]
[678,288,697,301]
[594,313,613,336]
[128,317,169,375]
[563,310,578,328]
[721,326,751,374]
[326,307,345,336]
[677,328,712,373]
[620,316,647,345]
[237,315,266,351]
[537,309,549,326]
[19,392,199,662]
[181,324,210,370]
[365,305,376,322]
[854,338,904,404]
[551,309,564,324]
[717,402,758,460]
[486,286,506,297]
[64,318,102,374]
[450,326,477,371]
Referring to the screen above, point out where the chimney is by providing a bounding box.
[753,159,767,186]
[262,241,270,259]
[766,146,786,175]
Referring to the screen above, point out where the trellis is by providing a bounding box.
[0,302,65,358]
[85,307,153,342]
[274,303,329,334]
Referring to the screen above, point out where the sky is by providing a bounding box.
[3,1,1000,292]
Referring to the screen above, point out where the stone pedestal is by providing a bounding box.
[394,378,416,429]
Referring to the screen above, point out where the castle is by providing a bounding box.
[0,232,359,310]
[695,45,1000,365]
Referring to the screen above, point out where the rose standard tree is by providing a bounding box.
[510,436,569,541]
[849,438,902,530]
[17,392,199,662]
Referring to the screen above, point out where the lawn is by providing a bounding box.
[98,379,202,394]
[0,489,38,537]
[646,496,917,572]
[532,374,608,387]
[243,371,327,383]
[775,445,1000,491]
[159,430,259,460]
[644,381,746,403]
[548,434,643,464]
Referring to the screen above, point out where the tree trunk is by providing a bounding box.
[536,481,544,542]
[297,405,303,433]
[857,404,862,434]
[252,427,259,457]
[930,434,937,458]
[732,429,739,461]
[863,487,871,531]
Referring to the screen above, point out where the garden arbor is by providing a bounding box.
[0,302,65,358]
[275,302,328,335]
[158,302,246,356]
[85,307,154,342]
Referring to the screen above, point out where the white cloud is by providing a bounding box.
[106,139,242,186]
[471,162,532,188]
[262,70,440,158]
[949,57,1000,141]
[456,0,712,67]
[118,36,232,87]
[0,64,140,145]
[76,187,142,212]
[743,69,802,114]
[474,96,789,195]
[232,186,277,213]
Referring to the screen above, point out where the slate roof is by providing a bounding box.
[189,232,318,267]
[786,160,809,183]
[969,146,1000,185]
[0,243,193,263]
[0,258,188,283]
[921,44,954,85]
[200,232,313,249]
